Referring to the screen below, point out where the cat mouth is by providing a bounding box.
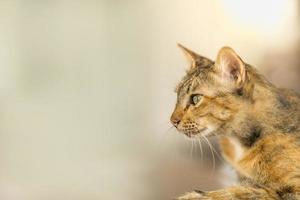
[183,127,207,138]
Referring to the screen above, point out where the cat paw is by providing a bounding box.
[176,190,211,200]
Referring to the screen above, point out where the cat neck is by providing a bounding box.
[253,83,300,133]
[222,82,300,148]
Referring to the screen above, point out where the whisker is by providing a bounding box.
[202,135,216,173]
[197,138,203,163]
[190,139,194,158]
[206,137,223,161]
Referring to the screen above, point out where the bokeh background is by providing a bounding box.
[0,0,299,200]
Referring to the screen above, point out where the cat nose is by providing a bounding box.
[170,114,181,128]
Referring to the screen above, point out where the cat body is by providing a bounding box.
[171,44,300,200]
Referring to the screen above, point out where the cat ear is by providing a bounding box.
[215,46,246,86]
[177,43,212,70]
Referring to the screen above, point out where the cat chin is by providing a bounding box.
[183,127,215,138]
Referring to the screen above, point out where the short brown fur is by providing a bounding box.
[171,44,300,200]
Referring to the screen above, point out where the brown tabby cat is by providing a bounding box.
[170,44,300,200]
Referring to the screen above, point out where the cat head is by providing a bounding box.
[171,44,255,138]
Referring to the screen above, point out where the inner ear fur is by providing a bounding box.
[215,46,246,86]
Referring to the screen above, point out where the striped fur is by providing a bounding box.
[171,45,300,200]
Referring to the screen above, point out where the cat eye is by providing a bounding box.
[191,94,203,105]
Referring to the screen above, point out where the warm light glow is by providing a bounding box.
[221,0,295,32]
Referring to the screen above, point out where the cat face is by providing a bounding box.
[171,44,251,138]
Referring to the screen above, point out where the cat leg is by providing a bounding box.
[176,185,288,200]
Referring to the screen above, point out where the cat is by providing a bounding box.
[170,44,300,200]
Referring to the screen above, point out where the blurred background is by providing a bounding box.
[0,0,299,200]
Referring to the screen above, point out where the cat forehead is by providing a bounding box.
[176,77,207,99]
[175,67,212,93]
